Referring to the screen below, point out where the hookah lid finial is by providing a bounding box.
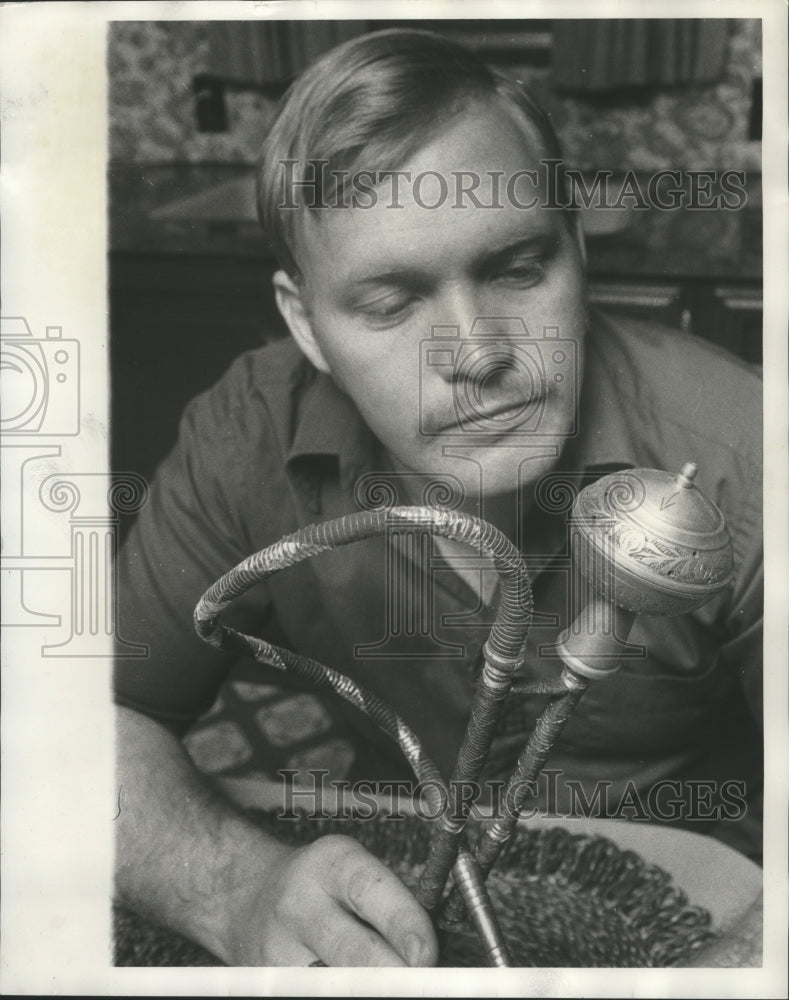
[675,461,698,488]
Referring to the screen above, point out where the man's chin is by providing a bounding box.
[405,445,563,504]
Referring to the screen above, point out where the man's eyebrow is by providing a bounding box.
[478,231,560,268]
[339,268,433,295]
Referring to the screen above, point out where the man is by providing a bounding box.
[114,29,762,966]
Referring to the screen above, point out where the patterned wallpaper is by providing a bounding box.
[523,19,761,172]
[108,19,761,171]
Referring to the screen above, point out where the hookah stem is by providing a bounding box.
[441,674,588,925]
[409,519,533,916]
[415,648,522,912]
[476,680,588,874]
[452,851,513,967]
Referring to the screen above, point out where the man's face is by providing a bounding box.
[287,100,587,507]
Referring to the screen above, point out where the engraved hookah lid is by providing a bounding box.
[572,462,734,614]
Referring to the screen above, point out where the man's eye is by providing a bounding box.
[494,259,545,285]
[357,294,415,324]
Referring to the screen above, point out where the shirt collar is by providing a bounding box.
[566,309,642,474]
[286,365,378,493]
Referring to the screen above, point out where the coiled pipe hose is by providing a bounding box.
[194,506,539,966]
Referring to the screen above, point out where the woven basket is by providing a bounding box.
[114,811,717,967]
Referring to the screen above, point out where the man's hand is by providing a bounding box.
[229,834,438,966]
[115,706,437,968]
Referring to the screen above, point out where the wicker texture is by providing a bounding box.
[114,814,717,967]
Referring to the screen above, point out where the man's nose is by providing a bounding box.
[432,290,526,383]
[437,288,524,342]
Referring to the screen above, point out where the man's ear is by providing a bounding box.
[272,269,331,374]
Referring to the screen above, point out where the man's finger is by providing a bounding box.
[305,897,408,967]
[327,842,438,966]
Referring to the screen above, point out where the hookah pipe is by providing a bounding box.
[439,461,734,927]
[194,462,733,967]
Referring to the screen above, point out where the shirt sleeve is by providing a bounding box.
[113,371,276,735]
[721,479,763,730]
[706,500,763,860]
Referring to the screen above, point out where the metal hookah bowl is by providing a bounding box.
[555,462,734,680]
[571,461,734,615]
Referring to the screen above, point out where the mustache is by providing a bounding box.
[420,308,590,435]
[425,382,549,434]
